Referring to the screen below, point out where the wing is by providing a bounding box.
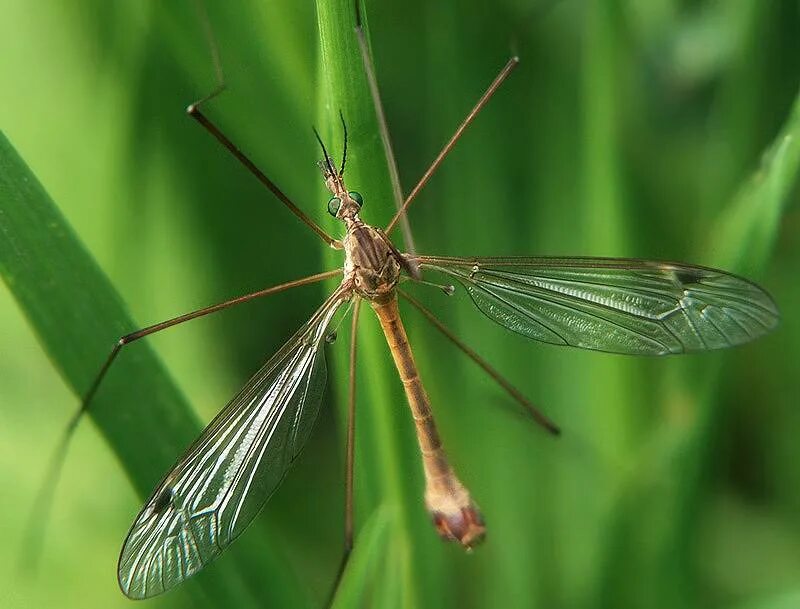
[413,256,779,355]
[118,287,351,599]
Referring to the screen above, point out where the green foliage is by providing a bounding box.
[0,1,798,609]
[0,132,307,608]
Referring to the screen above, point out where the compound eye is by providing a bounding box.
[327,196,342,217]
[348,191,364,208]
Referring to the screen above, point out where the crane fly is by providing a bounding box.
[42,6,779,604]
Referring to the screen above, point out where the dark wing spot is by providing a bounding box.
[673,268,705,287]
[151,487,174,514]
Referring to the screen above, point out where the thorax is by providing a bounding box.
[342,219,402,302]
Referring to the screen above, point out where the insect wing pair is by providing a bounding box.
[119,255,777,598]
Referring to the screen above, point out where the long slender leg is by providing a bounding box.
[187,1,338,248]
[344,297,361,556]
[353,1,417,260]
[78,269,341,419]
[22,270,341,569]
[326,297,361,609]
[398,288,560,435]
[385,58,520,236]
[186,106,339,248]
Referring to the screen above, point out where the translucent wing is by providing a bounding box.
[118,287,350,599]
[414,256,778,355]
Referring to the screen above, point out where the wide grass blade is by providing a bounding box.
[0,132,306,608]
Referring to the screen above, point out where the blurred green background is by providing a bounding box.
[1,1,799,608]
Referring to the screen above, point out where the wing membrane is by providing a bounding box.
[118,287,350,599]
[414,256,778,355]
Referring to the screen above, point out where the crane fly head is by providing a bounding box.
[314,114,364,223]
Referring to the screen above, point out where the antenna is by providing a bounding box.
[312,126,337,178]
[339,111,348,177]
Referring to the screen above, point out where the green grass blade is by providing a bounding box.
[706,85,800,273]
[0,131,198,498]
[315,2,440,607]
[330,504,396,609]
[0,131,306,608]
[608,84,800,609]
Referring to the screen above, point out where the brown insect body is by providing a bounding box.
[331,164,486,548]
[371,295,485,548]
